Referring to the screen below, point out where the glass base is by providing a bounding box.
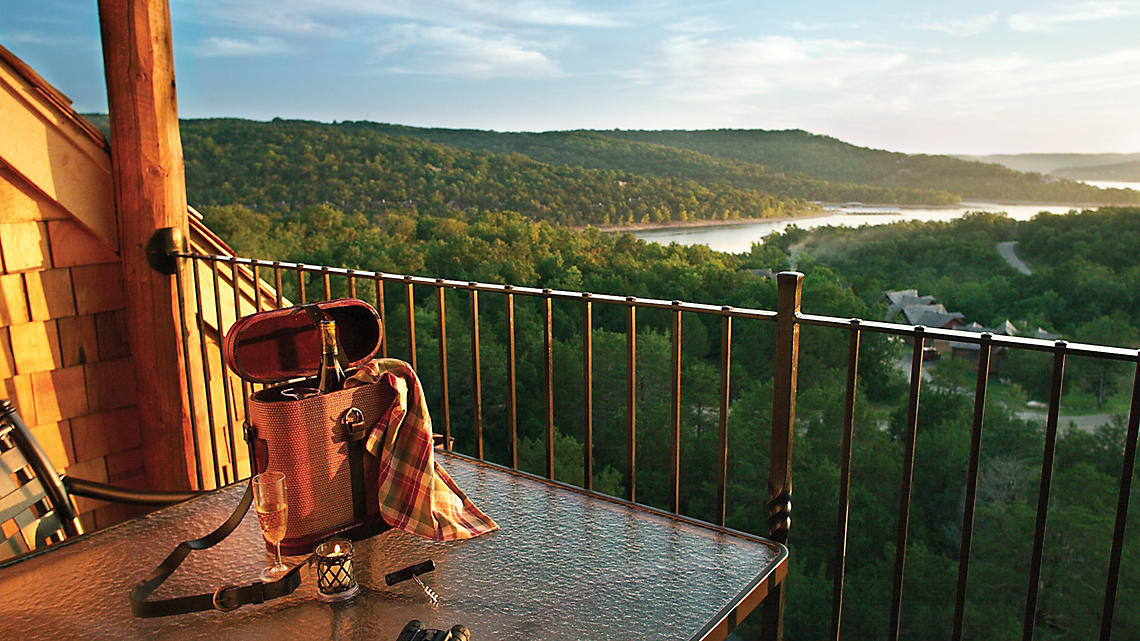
[260,563,290,582]
[318,583,360,602]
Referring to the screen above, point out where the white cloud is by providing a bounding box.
[175,0,618,71]
[380,24,563,78]
[632,35,907,101]
[786,20,863,32]
[195,36,290,58]
[450,0,625,28]
[803,45,1140,145]
[920,11,1000,37]
[1008,1,1136,32]
[0,31,97,48]
[180,0,623,37]
[666,17,725,34]
[1,32,64,45]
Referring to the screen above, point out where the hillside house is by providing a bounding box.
[884,289,965,355]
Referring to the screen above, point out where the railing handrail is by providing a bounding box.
[179,251,1140,360]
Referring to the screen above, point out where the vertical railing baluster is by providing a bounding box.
[376,277,387,358]
[953,334,992,641]
[543,291,555,480]
[1100,357,1140,641]
[404,277,416,370]
[505,288,518,469]
[1023,342,1067,641]
[437,283,451,450]
[237,259,253,480]
[321,266,331,301]
[765,271,802,641]
[296,266,307,304]
[273,261,283,308]
[831,319,861,641]
[469,287,483,460]
[717,310,732,526]
[626,300,637,503]
[191,258,221,489]
[889,327,926,641]
[347,271,356,299]
[252,263,262,312]
[212,260,236,484]
[173,256,204,490]
[670,301,682,514]
[583,293,594,491]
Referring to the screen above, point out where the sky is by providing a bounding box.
[3,0,1140,155]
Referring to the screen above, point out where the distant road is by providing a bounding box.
[997,241,1032,275]
[1016,410,1115,433]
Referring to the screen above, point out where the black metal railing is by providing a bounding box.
[173,252,1139,641]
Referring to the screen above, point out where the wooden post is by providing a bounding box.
[98,0,196,489]
[764,271,803,641]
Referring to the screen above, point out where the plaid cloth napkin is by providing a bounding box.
[345,358,498,541]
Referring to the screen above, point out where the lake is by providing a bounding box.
[634,181,1140,253]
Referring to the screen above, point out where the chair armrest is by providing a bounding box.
[62,476,209,506]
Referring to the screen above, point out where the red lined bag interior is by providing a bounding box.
[223,298,383,384]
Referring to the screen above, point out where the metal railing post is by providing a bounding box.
[764,271,802,641]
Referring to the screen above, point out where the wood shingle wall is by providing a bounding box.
[0,166,146,531]
[1,44,266,535]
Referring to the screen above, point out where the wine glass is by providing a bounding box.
[280,386,319,401]
[252,471,289,582]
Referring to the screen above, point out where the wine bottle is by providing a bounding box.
[317,319,347,393]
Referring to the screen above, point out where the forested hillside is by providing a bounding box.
[346,122,958,205]
[84,114,1139,208]
[1053,158,1140,182]
[176,118,810,227]
[961,152,1140,182]
[602,129,1140,203]
[780,208,1140,340]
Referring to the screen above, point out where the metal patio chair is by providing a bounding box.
[0,399,205,563]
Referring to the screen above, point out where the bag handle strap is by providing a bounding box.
[130,483,312,618]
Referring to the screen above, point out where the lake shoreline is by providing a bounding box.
[583,200,1105,233]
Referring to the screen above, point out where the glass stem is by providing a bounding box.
[274,541,282,568]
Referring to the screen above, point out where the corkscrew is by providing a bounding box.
[386,559,440,606]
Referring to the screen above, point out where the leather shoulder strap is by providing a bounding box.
[130,483,312,617]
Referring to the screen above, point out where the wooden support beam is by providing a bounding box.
[98,0,196,489]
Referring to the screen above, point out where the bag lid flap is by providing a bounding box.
[223,298,383,383]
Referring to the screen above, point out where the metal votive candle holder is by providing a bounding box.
[314,537,359,602]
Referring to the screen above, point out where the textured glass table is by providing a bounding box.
[0,453,786,641]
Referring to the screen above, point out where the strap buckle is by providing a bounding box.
[341,407,368,441]
[212,585,241,612]
[243,421,260,444]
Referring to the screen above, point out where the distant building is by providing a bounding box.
[885,289,936,309]
[885,290,965,355]
[949,320,1064,373]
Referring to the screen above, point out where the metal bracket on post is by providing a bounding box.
[146,226,185,275]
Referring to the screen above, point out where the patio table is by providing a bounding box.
[0,452,786,640]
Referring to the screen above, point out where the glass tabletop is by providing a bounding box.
[0,453,786,641]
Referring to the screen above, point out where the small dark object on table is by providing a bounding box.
[396,619,470,641]
[385,559,435,585]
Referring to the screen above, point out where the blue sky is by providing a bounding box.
[4,0,1140,154]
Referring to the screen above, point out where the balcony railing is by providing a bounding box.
[173,251,1139,641]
